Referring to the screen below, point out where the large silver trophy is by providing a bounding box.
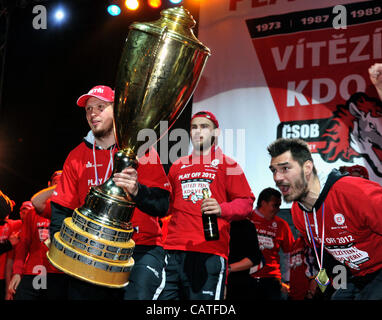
[47,7,210,287]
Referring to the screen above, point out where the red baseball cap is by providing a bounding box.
[191,111,219,128]
[77,85,115,107]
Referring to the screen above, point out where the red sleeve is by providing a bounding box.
[12,214,33,274]
[220,197,254,222]
[51,149,81,210]
[225,162,255,200]
[5,220,22,262]
[219,159,255,221]
[39,198,52,219]
[137,148,171,192]
[342,178,382,235]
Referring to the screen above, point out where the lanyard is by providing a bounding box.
[92,142,115,186]
[304,203,325,270]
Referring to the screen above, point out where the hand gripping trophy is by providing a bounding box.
[47,6,210,288]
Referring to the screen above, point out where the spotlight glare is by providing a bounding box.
[125,0,139,10]
[107,4,121,16]
[169,0,182,4]
[148,0,161,8]
[54,9,65,21]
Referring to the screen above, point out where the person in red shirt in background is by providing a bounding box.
[8,201,67,300]
[289,234,318,300]
[250,187,295,300]
[0,190,21,300]
[9,171,67,300]
[31,170,62,219]
[159,111,255,300]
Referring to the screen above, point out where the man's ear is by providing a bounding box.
[214,127,221,137]
[303,160,313,177]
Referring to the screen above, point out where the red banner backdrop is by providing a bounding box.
[193,0,382,201]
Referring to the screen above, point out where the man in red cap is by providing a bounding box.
[159,110,255,300]
[50,85,171,300]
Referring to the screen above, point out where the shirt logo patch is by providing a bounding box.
[211,159,219,167]
[85,161,103,169]
[334,213,345,225]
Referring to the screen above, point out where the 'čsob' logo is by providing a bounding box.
[318,92,382,177]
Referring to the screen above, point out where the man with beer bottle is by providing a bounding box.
[159,111,255,300]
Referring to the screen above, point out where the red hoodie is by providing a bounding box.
[289,236,317,300]
[250,209,295,280]
[13,207,61,275]
[51,141,171,246]
[291,170,382,277]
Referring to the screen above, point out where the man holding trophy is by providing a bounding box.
[48,6,211,300]
[50,85,172,300]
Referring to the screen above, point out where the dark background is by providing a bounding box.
[0,0,199,218]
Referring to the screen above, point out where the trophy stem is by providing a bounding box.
[96,148,138,200]
[78,148,139,229]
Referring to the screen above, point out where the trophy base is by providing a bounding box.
[48,233,134,288]
[47,209,136,288]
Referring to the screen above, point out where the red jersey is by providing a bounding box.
[51,138,171,246]
[39,198,53,219]
[164,147,255,260]
[250,209,295,280]
[289,236,317,300]
[291,170,382,277]
[0,219,22,279]
[12,207,61,275]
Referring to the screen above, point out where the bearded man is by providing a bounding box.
[267,138,382,300]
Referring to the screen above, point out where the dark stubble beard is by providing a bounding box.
[93,123,114,140]
[197,136,216,151]
[283,170,309,203]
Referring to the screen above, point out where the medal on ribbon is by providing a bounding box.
[304,203,330,294]
[315,268,330,292]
